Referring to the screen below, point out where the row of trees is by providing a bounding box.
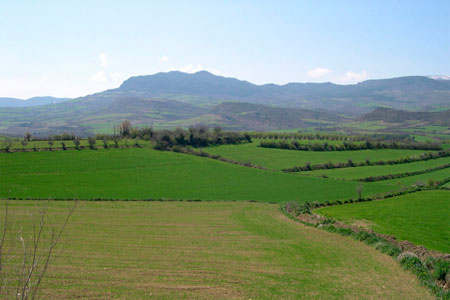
[250,132,414,142]
[152,126,251,150]
[260,139,442,152]
[2,122,251,152]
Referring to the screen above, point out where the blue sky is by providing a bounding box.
[1,0,449,98]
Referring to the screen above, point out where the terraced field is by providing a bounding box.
[382,168,450,186]
[0,148,396,202]
[202,141,431,170]
[316,190,450,253]
[304,156,450,180]
[1,200,434,299]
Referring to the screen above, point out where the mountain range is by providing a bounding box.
[0,96,71,108]
[0,71,449,136]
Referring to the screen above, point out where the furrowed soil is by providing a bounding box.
[1,201,433,300]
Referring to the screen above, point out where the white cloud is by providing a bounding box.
[160,56,169,62]
[90,71,108,83]
[335,70,368,83]
[98,53,109,67]
[169,64,221,75]
[307,67,331,78]
[179,64,204,73]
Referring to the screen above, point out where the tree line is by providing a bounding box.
[260,139,442,152]
[1,122,251,152]
[250,132,414,142]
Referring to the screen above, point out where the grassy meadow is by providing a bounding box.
[1,200,434,300]
[382,167,450,186]
[303,156,450,180]
[0,148,396,202]
[202,141,433,170]
[316,190,450,253]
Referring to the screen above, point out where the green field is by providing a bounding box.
[316,190,450,253]
[382,167,450,186]
[202,141,430,170]
[0,148,396,202]
[304,156,450,181]
[1,200,433,299]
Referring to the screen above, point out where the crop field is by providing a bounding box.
[0,148,396,202]
[202,141,431,170]
[316,190,450,253]
[303,156,450,181]
[382,167,450,186]
[1,200,433,299]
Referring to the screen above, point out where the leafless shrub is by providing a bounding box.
[0,200,76,299]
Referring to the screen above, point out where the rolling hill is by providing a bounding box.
[0,71,449,135]
[360,107,450,126]
[0,96,71,107]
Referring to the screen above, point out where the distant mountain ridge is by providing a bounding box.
[111,71,450,112]
[0,96,71,107]
[0,71,449,135]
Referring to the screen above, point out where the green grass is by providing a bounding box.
[202,141,432,170]
[1,200,433,299]
[303,156,450,181]
[0,148,396,202]
[316,190,450,253]
[382,167,450,186]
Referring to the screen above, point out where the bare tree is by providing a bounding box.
[2,140,13,153]
[357,184,364,200]
[21,140,28,152]
[119,120,132,137]
[87,137,96,149]
[47,138,54,151]
[0,200,76,299]
[24,133,32,142]
[73,137,81,150]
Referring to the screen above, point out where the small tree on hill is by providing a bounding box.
[102,137,108,149]
[73,137,81,150]
[87,137,96,149]
[24,132,32,142]
[21,139,28,151]
[119,120,132,137]
[47,138,54,151]
[357,184,364,200]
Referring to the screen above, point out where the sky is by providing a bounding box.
[1,0,449,99]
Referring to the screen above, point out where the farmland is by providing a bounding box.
[1,200,434,299]
[304,156,450,181]
[0,148,396,202]
[316,190,450,253]
[202,140,431,170]
[0,130,449,299]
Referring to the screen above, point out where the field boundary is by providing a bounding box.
[356,163,450,182]
[280,201,450,299]
[283,150,450,173]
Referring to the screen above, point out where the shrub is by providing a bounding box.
[88,137,96,149]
